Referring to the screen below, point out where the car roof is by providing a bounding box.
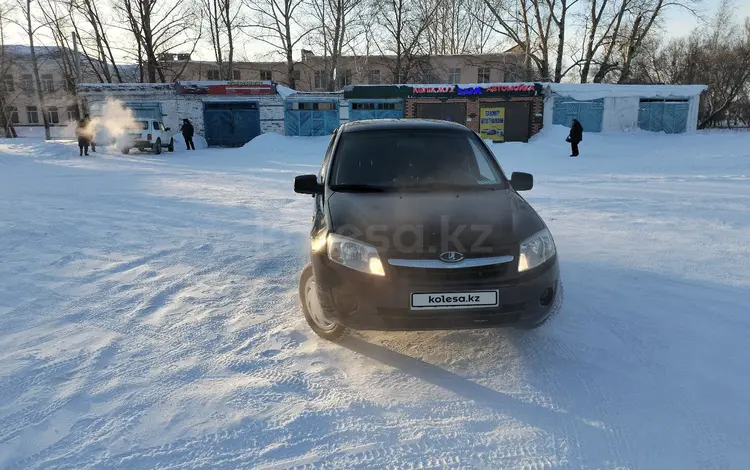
[339,118,471,133]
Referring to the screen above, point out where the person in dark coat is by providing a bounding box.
[181,118,195,150]
[568,119,583,157]
[75,118,90,156]
[82,114,96,152]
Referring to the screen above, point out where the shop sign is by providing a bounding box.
[479,107,505,142]
[458,86,482,95]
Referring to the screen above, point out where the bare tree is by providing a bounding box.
[13,0,52,139]
[631,2,750,127]
[478,0,557,81]
[306,0,365,90]
[115,0,202,83]
[373,0,437,83]
[0,1,19,137]
[243,0,314,88]
[71,0,123,82]
[203,0,243,79]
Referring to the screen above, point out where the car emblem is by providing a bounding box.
[440,251,464,263]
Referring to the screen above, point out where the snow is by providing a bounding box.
[275,85,297,98]
[545,83,707,100]
[1,127,750,468]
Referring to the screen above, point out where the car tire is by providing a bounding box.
[168,139,174,152]
[299,264,347,341]
[122,147,130,155]
[517,281,564,330]
[154,138,162,155]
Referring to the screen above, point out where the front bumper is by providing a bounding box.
[311,253,560,331]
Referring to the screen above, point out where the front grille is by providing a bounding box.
[390,263,513,287]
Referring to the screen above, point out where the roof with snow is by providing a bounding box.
[544,83,708,100]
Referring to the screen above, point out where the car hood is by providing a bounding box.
[327,189,546,259]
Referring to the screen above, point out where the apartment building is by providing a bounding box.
[163,50,528,91]
[0,45,107,129]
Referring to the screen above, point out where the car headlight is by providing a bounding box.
[327,233,385,276]
[518,228,556,272]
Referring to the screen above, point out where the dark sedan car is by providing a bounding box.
[294,119,562,340]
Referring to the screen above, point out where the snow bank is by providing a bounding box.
[238,132,329,164]
[173,135,208,150]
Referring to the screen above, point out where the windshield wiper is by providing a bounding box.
[399,182,502,191]
[331,183,391,193]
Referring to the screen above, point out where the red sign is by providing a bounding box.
[413,86,456,94]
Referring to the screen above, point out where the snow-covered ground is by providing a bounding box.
[1,127,749,469]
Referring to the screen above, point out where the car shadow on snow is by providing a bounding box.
[332,261,750,468]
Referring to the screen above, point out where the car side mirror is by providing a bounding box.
[294,174,323,195]
[165,127,171,131]
[510,172,533,191]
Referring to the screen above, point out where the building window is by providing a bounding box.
[368,70,381,85]
[232,69,241,80]
[22,74,34,93]
[3,74,13,92]
[477,67,491,83]
[291,101,336,111]
[5,107,19,124]
[337,69,352,87]
[314,70,328,89]
[207,69,220,80]
[48,106,59,124]
[448,68,461,83]
[260,70,272,81]
[292,69,301,80]
[42,74,55,92]
[27,106,39,124]
[66,105,79,122]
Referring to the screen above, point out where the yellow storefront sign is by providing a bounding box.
[479,107,505,142]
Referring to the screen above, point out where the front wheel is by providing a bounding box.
[299,264,347,341]
[121,147,130,154]
[154,138,162,155]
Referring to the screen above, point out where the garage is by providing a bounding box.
[348,100,404,121]
[638,100,690,134]
[552,97,604,132]
[478,101,532,142]
[413,102,467,123]
[204,102,261,147]
[285,101,339,136]
[543,84,706,133]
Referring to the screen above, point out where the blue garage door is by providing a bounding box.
[204,102,261,147]
[349,100,404,121]
[552,96,604,132]
[285,101,339,136]
[124,102,162,120]
[638,100,689,134]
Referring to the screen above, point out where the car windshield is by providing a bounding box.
[330,129,506,191]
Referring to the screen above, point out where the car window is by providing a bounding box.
[469,139,500,182]
[131,121,148,130]
[330,130,506,190]
[320,130,338,179]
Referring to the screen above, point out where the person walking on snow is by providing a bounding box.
[181,118,195,150]
[568,119,583,157]
[81,114,96,152]
[75,118,90,156]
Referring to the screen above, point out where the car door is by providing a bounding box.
[313,129,339,237]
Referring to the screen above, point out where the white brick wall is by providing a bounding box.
[80,91,287,140]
